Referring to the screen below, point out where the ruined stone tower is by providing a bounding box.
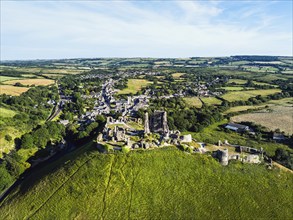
[150,110,169,134]
[144,112,150,134]
[221,148,229,166]
[163,111,169,134]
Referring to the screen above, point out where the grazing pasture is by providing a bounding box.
[221,86,254,91]
[4,78,55,86]
[0,85,29,96]
[117,79,152,94]
[200,97,222,105]
[221,89,281,102]
[228,79,247,84]
[183,97,202,108]
[0,76,22,82]
[255,74,287,82]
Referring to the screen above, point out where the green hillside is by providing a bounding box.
[1,143,292,219]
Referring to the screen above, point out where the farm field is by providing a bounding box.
[117,79,152,95]
[221,89,281,102]
[171,72,185,78]
[221,86,254,91]
[200,97,222,105]
[0,85,29,96]
[228,79,247,84]
[255,74,288,82]
[0,107,17,118]
[4,78,55,86]
[183,97,202,108]
[0,144,292,220]
[232,105,293,135]
[0,76,22,82]
[41,74,66,78]
[267,97,293,105]
[224,105,267,114]
[11,67,84,75]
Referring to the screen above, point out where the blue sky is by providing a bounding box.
[1,0,292,60]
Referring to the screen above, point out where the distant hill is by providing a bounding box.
[0,143,292,219]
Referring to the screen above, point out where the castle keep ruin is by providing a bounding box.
[144,110,169,134]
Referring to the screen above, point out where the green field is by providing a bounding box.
[171,72,185,78]
[0,107,17,118]
[221,86,253,91]
[0,76,22,82]
[1,143,292,220]
[117,79,152,95]
[221,89,281,102]
[228,79,247,84]
[183,97,202,108]
[201,97,222,105]
[255,74,288,82]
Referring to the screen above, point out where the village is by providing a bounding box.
[48,70,275,167]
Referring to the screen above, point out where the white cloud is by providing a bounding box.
[0,1,292,60]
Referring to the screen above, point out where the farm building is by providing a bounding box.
[225,123,250,132]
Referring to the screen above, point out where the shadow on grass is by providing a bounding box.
[17,140,98,196]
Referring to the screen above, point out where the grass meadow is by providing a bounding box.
[0,107,17,118]
[183,97,203,108]
[0,143,292,220]
[201,97,222,105]
[221,89,281,102]
[0,76,22,82]
[117,79,152,95]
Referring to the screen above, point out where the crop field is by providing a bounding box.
[221,89,281,102]
[4,78,55,86]
[1,144,292,220]
[0,85,29,96]
[171,72,185,78]
[200,97,222,105]
[117,79,152,95]
[232,105,293,135]
[0,107,17,118]
[224,105,267,114]
[183,97,202,108]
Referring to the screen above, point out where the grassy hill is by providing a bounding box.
[0,143,292,219]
